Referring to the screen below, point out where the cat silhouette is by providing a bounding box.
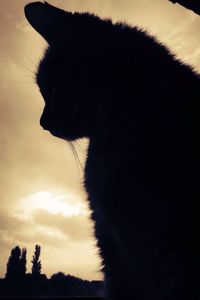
[24,2,200,299]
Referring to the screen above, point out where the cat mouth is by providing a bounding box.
[40,110,65,138]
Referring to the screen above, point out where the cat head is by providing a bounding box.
[24,1,123,141]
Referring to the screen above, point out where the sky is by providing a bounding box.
[0,0,200,281]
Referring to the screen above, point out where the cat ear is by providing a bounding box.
[24,1,72,44]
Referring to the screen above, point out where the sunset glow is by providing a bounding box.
[19,191,87,217]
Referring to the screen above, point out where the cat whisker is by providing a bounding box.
[2,59,34,74]
[66,141,83,172]
[71,141,83,170]
[0,40,38,68]
[8,81,36,85]
[75,140,84,155]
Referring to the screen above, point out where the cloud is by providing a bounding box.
[33,209,94,242]
[0,211,27,232]
[15,230,68,249]
[0,209,99,279]
[0,209,69,251]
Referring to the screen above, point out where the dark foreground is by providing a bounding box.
[0,297,105,300]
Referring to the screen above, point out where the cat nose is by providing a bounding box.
[40,114,47,130]
[40,109,51,130]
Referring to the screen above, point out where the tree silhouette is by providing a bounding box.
[5,246,27,280]
[51,272,66,281]
[31,244,41,277]
[20,248,27,277]
[1,244,104,298]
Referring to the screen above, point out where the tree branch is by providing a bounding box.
[169,0,200,15]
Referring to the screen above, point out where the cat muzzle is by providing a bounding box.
[40,109,64,138]
[40,108,53,131]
